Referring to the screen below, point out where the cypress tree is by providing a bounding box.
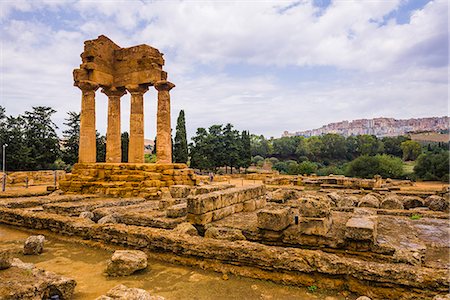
[173,110,188,163]
[241,130,252,170]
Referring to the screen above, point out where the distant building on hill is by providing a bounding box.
[283,116,449,138]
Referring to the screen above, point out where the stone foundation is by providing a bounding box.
[187,185,266,225]
[60,163,196,198]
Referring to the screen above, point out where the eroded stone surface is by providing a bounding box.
[106,250,148,276]
[0,258,76,299]
[358,194,379,208]
[23,235,45,255]
[345,217,377,241]
[95,284,164,300]
[380,195,403,210]
[425,195,448,212]
[204,226,246,241]
[257,208,291,231]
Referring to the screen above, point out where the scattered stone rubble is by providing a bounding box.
[95,284,164,300]
[23,235,45,255]
[0,258,76,299]
[106,250,148,276]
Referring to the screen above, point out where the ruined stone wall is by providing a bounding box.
[187,185,266,225]
[3,170,66,186]
[60,163,196,198]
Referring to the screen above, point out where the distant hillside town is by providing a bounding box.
[283,116,449,138]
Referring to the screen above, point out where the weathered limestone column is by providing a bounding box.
[102,87,126,163]
[154,80,175,164]
[77,81,99,163]
[126,84,149,163]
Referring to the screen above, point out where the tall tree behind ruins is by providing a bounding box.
[23,106,60,170]
[62,112,80,165]
[173,110,188,163]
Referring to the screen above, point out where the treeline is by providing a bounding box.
[0,106,131,171]
[189,124,251,173]
[0,105,447,181]
[250,134,449,181]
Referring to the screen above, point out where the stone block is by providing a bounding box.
[23,235,45,255]
[204,227,246,241]
[298,199,331,218]
[358,194,380,208]
[221,190,239,206]
[345,216,377,241]
[212,206,234,221]
[233,203,244,213]
[187,212,213,225]
[0,249,12,270]
[173,222,198,236]
[257,208,291,231]
[166,203,187,218]
[243,200,256,212]
[169,185,192,198]
[380,195,403,210]
[187,194,216,214]
[255,197,267,209]
[95,284,154,300]
[298,217,332,236]
[106,250,147,276]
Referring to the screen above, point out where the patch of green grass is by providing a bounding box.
[307,285,318,292]
[403,161,416,175]
[410,214,422,220]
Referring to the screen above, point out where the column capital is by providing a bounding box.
[101,87,127,98]
[125,84,149,95]
[75,80,99,93]
[154,80,175,92]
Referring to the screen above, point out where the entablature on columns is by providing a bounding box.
[73,35,166,89]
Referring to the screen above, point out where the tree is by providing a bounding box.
[96,132,106,162]
[61,111,80,165]
[382,136,409,157]
[173,110,189,163]
[239,130,252,171]
[222,123,240,173]
[305,136,323,161]
[189,127,212,171]
[3,116,33,171]
[320,134,347,161]
[121,132,129,162]
[400,140,422,161]
[23,106,60,170]
[272,136,301,160]
[356,135,384,156]
[414,151,449,182]
[250,134,271,158]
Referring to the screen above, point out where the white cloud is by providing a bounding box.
[0,0,447,139]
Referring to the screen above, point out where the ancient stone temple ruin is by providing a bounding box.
[60,35,195,197]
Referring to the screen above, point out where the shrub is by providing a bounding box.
[316,165,345,176]
[345,154,404,179]
[252,155,264,165]
[414,151,449,182]
[297,161,318,175]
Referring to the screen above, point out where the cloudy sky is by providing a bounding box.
[0,0,448,140]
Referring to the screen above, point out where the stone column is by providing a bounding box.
[102,87,126,163]
[126,84,148,163]
[77,81,99,163]
[154,80,175,164]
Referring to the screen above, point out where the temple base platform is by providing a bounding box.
[59,163,197,198]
